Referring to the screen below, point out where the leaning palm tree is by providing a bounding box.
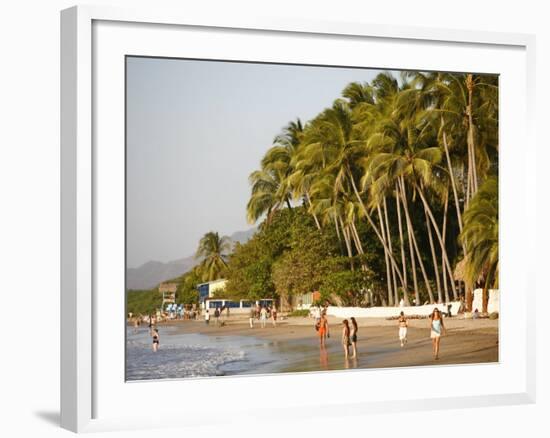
[195,231,232,281]
[246,119,303,224]
[460,176,498,313]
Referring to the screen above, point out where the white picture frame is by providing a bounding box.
[61,4,536,433]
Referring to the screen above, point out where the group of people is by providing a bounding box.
[316,307,447,361]
[249,304,277,328]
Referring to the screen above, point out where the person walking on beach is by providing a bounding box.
[398,311,408,347]
[318,312,329,347]
[341,319,351,358]
[205,309,210,325]
[271,305,277,327]
[430,308,446,360]
[350,317,358,358]
[260,306,268,328]
[152,328,160,352]
[249,306,255,328]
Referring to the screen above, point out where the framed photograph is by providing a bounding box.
[61,5,536,432]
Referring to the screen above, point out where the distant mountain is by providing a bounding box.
[126,228,257,290]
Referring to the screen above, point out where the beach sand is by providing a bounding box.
[161,315,499,374]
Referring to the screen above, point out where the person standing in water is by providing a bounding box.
[430,308,446,360]
[260,306,268,328]
[398,311,408,347]
[152,328,160,352]
[249,306,255,328]
[271,305,277,327]
[318,311,329,347]
[341,319,351,358]
[349,317,358,358]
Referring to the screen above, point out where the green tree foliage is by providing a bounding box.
[126,289,162,316]
[460,176,498,311]
[176,266,201,305]
[319,270,372,307]
[242,70,498,309]
[195,231,231,281]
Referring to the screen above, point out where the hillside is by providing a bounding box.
[126,227,256,290]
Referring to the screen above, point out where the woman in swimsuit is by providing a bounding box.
[349,317,358,358]
[341,319,351,358]
[152,328,160,352]
[430,308,446,360]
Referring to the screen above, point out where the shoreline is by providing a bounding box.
[157,316,499,373]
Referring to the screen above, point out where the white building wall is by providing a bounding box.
[471,288,500,313]
[326,302,461,319]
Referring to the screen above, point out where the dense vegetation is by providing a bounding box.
[240,71,498,311]
[132,70,499,314]
[126,289,163,316]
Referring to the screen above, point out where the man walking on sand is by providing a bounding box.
[249,306,255,328]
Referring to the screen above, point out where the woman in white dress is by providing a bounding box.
[430,308,446,360]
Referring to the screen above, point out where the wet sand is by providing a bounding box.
[161,315,499,373]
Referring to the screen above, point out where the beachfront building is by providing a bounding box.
[159,282,177,308]
[196,279,228,307]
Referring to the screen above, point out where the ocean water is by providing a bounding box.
[126,326,289,381]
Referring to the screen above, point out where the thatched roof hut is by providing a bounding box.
[159,282,177,293]
[453,258,467,282]
[453,258,485,284]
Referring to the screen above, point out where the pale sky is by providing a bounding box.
[126,56,391,268]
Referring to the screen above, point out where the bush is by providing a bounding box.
[288,309,310,317]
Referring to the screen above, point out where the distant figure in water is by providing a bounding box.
[249,306,255,328]
[205,309,210,325]
[260,306,268,328]
[349,317,358,358]
[317,312,329,347]
[133,318,139,334]
[430,308,446,360]
[271,305,277,327]
[341,319,351,358]
[214,307,220,326]
[152,328,160,352]
[398,311,408,347]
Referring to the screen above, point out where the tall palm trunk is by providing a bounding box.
[441,116,463,233]
[346,167,407,289]
[339,215,354,270]
[395,184,409,305]
[305,192,322,231]
[377,204,394,306]
[397,178,420,305]
[383,197,399,305]
[425,208,442,303]
[350,220,370,273]
[416,186,457,299]
[398,179,434,304]
[466,74,479,195]
[441,188,450,303]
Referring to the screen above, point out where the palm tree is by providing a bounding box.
[195,231,232,281]
[246,120,303,225]
[460,176,498,313]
